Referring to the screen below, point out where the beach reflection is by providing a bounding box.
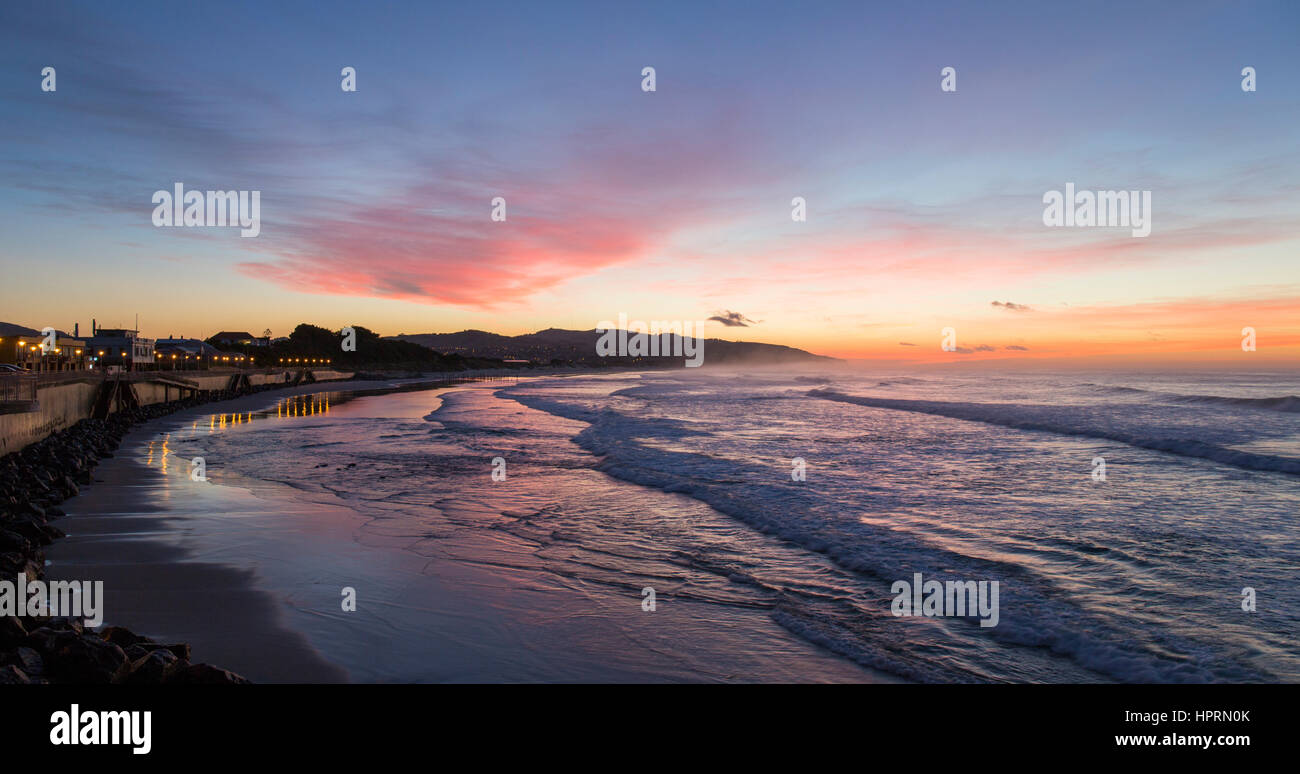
[144,434,171,474]
[278,393,330,419]
[144,394,340,476]
[142,393,340,500]
[188,393,336,436]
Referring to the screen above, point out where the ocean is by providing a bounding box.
[52,369,1300,683]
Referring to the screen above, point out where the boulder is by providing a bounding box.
[101,625,154,648]
[28,627,130,683]
[8,646,45,678]
[0,615,27,648]
[9,518,50,545]
[145,642,190,662]
[0,665,31,684]
[0,528,31,554]
[126,648,180,685]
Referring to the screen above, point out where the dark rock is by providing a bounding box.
[47,617,83,636]
[9,518,51,545]
[31,628,130,683]
[0,553,39,582]
[24,626,59,652]
[20,613,50,631]
[137,642,191,662]
[0,615,27,648]
[0,528,31,553]
[0,665,31,684]
[7,646,45,677]
[126,648,179,685]
[101,625,154,648]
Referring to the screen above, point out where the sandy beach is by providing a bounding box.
[42,377,888,683]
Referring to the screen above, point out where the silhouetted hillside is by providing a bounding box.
[210,324,509,370]
[390,328,834,367]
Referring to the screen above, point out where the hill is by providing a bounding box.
[390,328,834,367]
[210,324,508,371]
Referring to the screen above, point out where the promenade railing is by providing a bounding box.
[0,372,38,405]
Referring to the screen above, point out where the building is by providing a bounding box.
[211,331,269,347]
[87,325,155,372]
[0,323,39,368]
[0,322,89,372]
[154,337,226,370]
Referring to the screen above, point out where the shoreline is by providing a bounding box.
[35,374,890,683]
[0,371,526,684]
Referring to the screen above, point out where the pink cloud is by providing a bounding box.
[238,201,661,308]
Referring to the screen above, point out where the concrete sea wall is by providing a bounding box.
[0,370,351,456]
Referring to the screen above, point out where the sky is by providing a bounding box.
[1,0,1297,365]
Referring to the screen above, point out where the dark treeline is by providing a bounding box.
[210,324,509,371]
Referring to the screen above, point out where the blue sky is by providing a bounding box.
[1,0,1297,361]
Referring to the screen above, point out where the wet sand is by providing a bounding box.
[40,378,441,683]
[43,377,889,683]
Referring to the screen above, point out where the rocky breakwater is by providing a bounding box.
[0,396,252,684]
